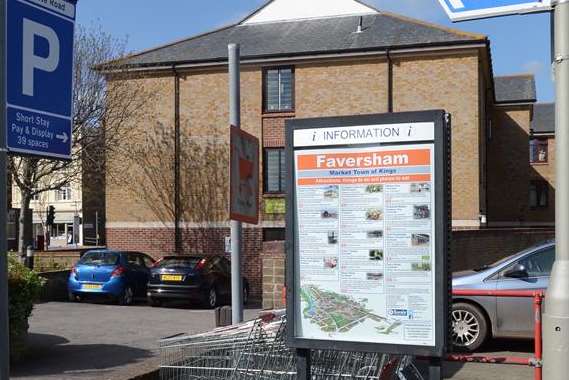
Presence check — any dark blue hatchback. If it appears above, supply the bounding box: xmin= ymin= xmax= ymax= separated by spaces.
xmin=68 ymin=250 xmax=155 ymax=305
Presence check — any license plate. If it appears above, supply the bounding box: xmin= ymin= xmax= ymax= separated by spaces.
xmin=161 ymin=275 xmax=183 ymax=282
xmin=83 ymin=284 xmax=102 ymax=290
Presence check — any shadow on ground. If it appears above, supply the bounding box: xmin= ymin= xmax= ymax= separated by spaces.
xmin=416 ymin=339 xmax=535 ymax=379
xmin=10 ymin=333 xmax=153 ymax=377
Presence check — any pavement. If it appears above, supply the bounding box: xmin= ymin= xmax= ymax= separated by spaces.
xmin=418 ymin=340 xmax=535 ymax=380
xmin=10 ymin=301 xmax=261 ymax=380
xmin=10 ymin=301 xmax=537 ymax=380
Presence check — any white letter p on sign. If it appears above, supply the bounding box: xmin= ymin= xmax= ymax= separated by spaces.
xmin=22 ymin=18 xmax=60 ymax=97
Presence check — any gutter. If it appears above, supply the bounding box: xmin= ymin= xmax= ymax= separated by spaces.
xmin=173 ymin=66 xmax=182 ymax=255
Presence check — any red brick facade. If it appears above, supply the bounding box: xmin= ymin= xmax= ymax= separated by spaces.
xmin=107 ymin=227 xmax=264 ymax=302
xmin=262 ymin=114 xmax=293 ymax=148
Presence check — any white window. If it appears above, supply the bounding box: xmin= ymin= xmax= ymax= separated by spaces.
xmin=56 ymin=186 xmax=72 ymax=201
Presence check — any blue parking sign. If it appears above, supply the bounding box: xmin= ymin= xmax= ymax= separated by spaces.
xmin=5 ymin=0 xmax=76 ymax=159
xmin=438 ymin=0 xmax=551 ymax=21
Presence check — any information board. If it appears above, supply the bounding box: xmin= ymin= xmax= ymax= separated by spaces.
xmin=286 ymin=111 xmax=450 ymax=357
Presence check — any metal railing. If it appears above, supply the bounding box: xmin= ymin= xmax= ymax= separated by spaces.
xmin=449 ymin=289 xmax=545 ymax=380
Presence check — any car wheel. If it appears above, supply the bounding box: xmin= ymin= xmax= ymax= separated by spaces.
xmin=243 ymin=286 xmax=249 ymax=306
xmin=452 ymin=302 xmax=489 ymax=352
xmin=68 ymin=291 xmax=81 ymax=302
xmin=206 ymin=287 xmax=218 ymax=309
xmin=147 ymin=297 xmax=162 ymax=307
xmin=118 ymin=286 xmax=134 ymax=306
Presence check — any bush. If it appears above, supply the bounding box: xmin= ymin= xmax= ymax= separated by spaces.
xmin=8 ymin=255 xmax=44 ymax=361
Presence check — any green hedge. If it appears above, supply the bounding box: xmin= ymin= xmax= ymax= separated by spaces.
xmin=8 ymin=255 xmax=44 ymax=361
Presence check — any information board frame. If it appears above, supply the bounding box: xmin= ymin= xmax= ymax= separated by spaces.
xmin=285 ymin=110 xmax=451 ymax=358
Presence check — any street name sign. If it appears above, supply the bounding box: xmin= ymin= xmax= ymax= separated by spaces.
xmin=6 ymin=0 xmax=76 ymax=159
xmin=438 ymin=0 xmax=552 ymax=21
xmin=285 ymin=111 xmax=451 ymax=358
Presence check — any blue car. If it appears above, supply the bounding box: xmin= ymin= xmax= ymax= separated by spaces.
xmin=68 ymin=250 xmax=156 ymax=305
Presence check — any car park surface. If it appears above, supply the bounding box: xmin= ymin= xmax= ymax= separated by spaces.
xmin=10 ymin=301 xmax=260 ymax=380
xmin=10 ymin=301 xmax=536 ymax=380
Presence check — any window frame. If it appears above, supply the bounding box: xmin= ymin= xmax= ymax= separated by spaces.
xmin=529 ymin=180 xmax=549 ymax=209
xmin=263 ymin=228 xmax=286 ymax=242
xmin=263 ymin=148 xmax=286 ymax=194
xmin=56 ymin=185 xmax=72 ymax=201
xmin=530 ymin=138 xmax=549 ymax=164
xmin=262 ymin=66 xmax=295 ymax=113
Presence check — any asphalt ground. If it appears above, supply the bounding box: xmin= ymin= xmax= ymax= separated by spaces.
xmin=10 ymin=300 xmax=261 ymax=380
xmin=11 ymin=301 xmax=536 ymax=380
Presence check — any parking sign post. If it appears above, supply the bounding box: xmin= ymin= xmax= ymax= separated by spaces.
xmin=1 ymin=0 xmax=76 ymax=372
xmin=0 ymin=0 xmax=9 ymax=376
xmin=543 ymin=1 xmax=569 ymax=378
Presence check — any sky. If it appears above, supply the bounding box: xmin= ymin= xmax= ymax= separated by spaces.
xmin=76 ymin=0 xmax=554 ymax=102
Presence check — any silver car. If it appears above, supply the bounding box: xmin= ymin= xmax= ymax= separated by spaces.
xmin=452 ymin=240 xmax=554 ymax=351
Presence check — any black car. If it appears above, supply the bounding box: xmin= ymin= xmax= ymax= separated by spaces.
xmin=146 ymin=255 xmax=249 ymax=308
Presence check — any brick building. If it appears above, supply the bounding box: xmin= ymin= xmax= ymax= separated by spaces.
xmin=102 ymin=0 xmax=554 ymax=305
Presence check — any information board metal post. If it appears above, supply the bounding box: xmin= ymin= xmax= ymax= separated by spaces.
xmin=296 ymin=348 xmax=311 ymax=380
xmin=544 ymin=1 xmax=569 ymax=378
xmin=429 ymin=357 xmax=443 ymax=380
xmin=0 ymin=0 xmax=9 ymax=375
xmin=229 ymin=43 xmax=243 ymax=325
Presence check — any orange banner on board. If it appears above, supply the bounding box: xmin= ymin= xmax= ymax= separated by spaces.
xmin=297 ymin=149 xmax=431 ymax=171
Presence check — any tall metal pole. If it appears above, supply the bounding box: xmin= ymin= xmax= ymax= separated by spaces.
xmin=0 ymin=0 xmax=10 ymax=375
xmin=544 ymin=1 xmax=569 ymax=378
xmin=229 ymin=43 xmax=243 ymax=324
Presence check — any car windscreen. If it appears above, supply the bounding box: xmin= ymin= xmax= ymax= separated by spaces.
xmin=79 ymin=252 xmax=120 ymax=266
xmin=156 ymin=258 xmax=201 ymax=269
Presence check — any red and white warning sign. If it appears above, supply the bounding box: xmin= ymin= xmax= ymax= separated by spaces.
xmin=230 ymin=125 xmax=260 ymax=224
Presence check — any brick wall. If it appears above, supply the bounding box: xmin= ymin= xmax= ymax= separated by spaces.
xmin=34 ymin=251 xmax=82 ymax=271
xmin=107 ymin=227 xmax=264 ymax=302
xmin=528 ymin=136 xmax=555 ymax=224
xmin=451 ymin=228 xmax=554 ymax=271
xmin=262 ymin=241 xmax=285 ymax=310
xmin=487 ymin=105 xmax=554 ymax=226
xmin=263 ymin=114 xmax=292 ymax=148
xmin=487 ymin=106 xmax=532 ymax=225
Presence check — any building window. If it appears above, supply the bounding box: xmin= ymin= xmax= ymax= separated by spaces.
xmin=530 ymin=181 xmax=548 ymax=208
xmin=264 ymin=67 xmax=294 ymax=112
xmin=263 ymin=228 xmax=285 ymax=242
xmin=264 ymin=148 xmax=286 ymax=193
xmin=56 ymin=185 xmax=72 ymax=201
xmin=530 ymin=139 xmax=548 ymax=164
xmin=31 ymin=193 xmax=40 ymax=201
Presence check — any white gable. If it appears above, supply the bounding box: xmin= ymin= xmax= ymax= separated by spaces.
xmin=241 ymin=0 xmax=378 ymax=25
